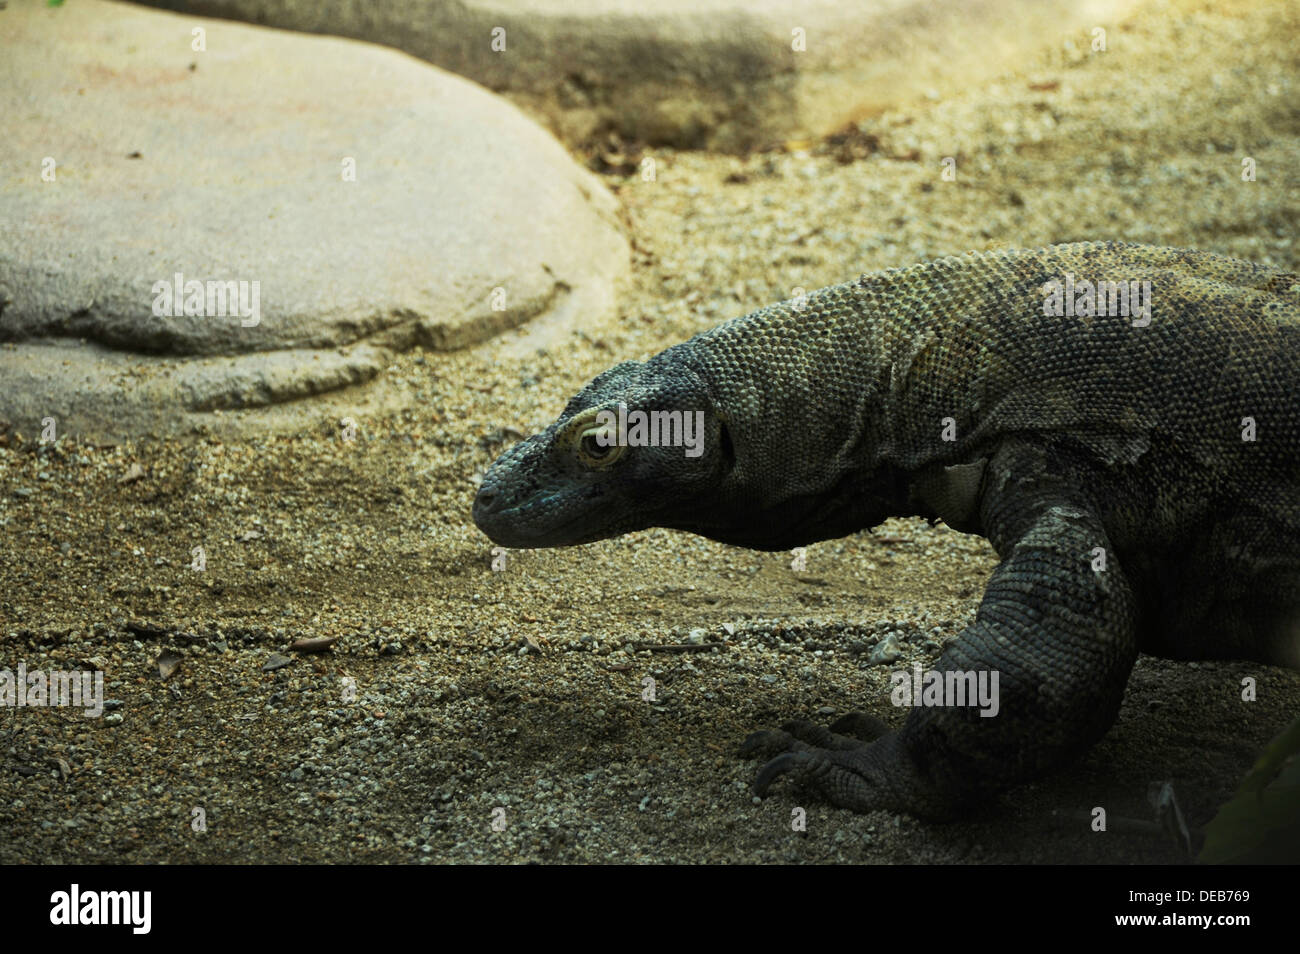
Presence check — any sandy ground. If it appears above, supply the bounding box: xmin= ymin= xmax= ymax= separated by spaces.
xmin=1 ymin=0 xmax=1297 ymax=863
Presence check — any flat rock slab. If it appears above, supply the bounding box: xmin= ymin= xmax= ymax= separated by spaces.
xmin=0 ymin=0 xmax=627 ymax=438
xmin=134 ymin=0 xmax=1143 ymax=151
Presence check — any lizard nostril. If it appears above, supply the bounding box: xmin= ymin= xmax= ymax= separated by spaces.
xmin=475 ymin=488 xmax=497 ymax=513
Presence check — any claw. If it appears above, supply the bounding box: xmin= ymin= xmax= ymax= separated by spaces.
xmin=779 ymin=718 xmax=835 ymax=747
xmin=829 ymin=712 xmax=890 ymax=741
xmin=738 ymin=728 xmax=793 ymax=759
xmin=753 ymin=752 xmax=803 ymax=796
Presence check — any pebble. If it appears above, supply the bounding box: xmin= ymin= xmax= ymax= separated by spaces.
xmin=867 ymin=634 xmax=904 ymax=665
xmin=262 ymin=652 xmax=294 ymax=672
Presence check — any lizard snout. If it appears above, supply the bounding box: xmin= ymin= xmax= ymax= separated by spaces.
xmin=472 ymin=484 xmax=500 ymax=519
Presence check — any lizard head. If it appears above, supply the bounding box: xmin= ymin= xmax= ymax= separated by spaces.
xmin=472 ymin=353 xmax=735 ymax=548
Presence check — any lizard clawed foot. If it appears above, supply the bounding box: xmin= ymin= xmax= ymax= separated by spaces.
xmin=740 ymin=712 xmax=897 ymax=809
xmin=739 ymin=711 xmax=890 ymax=759
xmin=750 ymin=741 xmax=893 ymax=810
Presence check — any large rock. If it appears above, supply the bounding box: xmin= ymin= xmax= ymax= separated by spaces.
xmin=0 ymin=0 xmax=627 ymax=439
xmin=131 ymin=0 xmax=1144 ymax=151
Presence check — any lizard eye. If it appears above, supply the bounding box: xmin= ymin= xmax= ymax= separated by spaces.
xmin=577 ymin=426 xmax=625 ymax=468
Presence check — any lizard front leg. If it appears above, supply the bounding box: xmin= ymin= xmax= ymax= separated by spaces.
xmin=748 ymin=447 xmax=1141 ymax=818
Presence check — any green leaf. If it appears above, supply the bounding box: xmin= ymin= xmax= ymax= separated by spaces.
xmin=1200 ymin=715 xmax=1300 ymax=864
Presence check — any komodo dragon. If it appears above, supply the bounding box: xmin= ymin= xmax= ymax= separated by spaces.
xmin=473 ymin=242 xmax=1300 ymax=818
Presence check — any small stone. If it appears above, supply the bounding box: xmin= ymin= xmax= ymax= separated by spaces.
xmin=262 ymin=652 xmax=294 ymax=672
xmin=156 ymin=650 xmax=183 ymax=680
xmin=867 ymin=634 xmax=903 ymax=665
xmin=289 ymin=635 xmax=338 ymax=653
xmin=103 ymin=713 xmax=124 ymax=726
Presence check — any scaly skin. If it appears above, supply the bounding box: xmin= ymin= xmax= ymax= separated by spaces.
xmin=473 ymin=242 xmax=1300 ymax=818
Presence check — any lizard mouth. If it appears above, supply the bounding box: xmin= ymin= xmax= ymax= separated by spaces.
xmin=472 ymin=492 xmax=612 ymax=549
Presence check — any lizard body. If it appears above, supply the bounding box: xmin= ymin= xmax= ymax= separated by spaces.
xmin=473 ymin=242 xmax=1300 ymax=817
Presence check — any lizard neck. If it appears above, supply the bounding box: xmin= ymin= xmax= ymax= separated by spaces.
xmin=671 ymin=279 xmax=924 ymax=544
